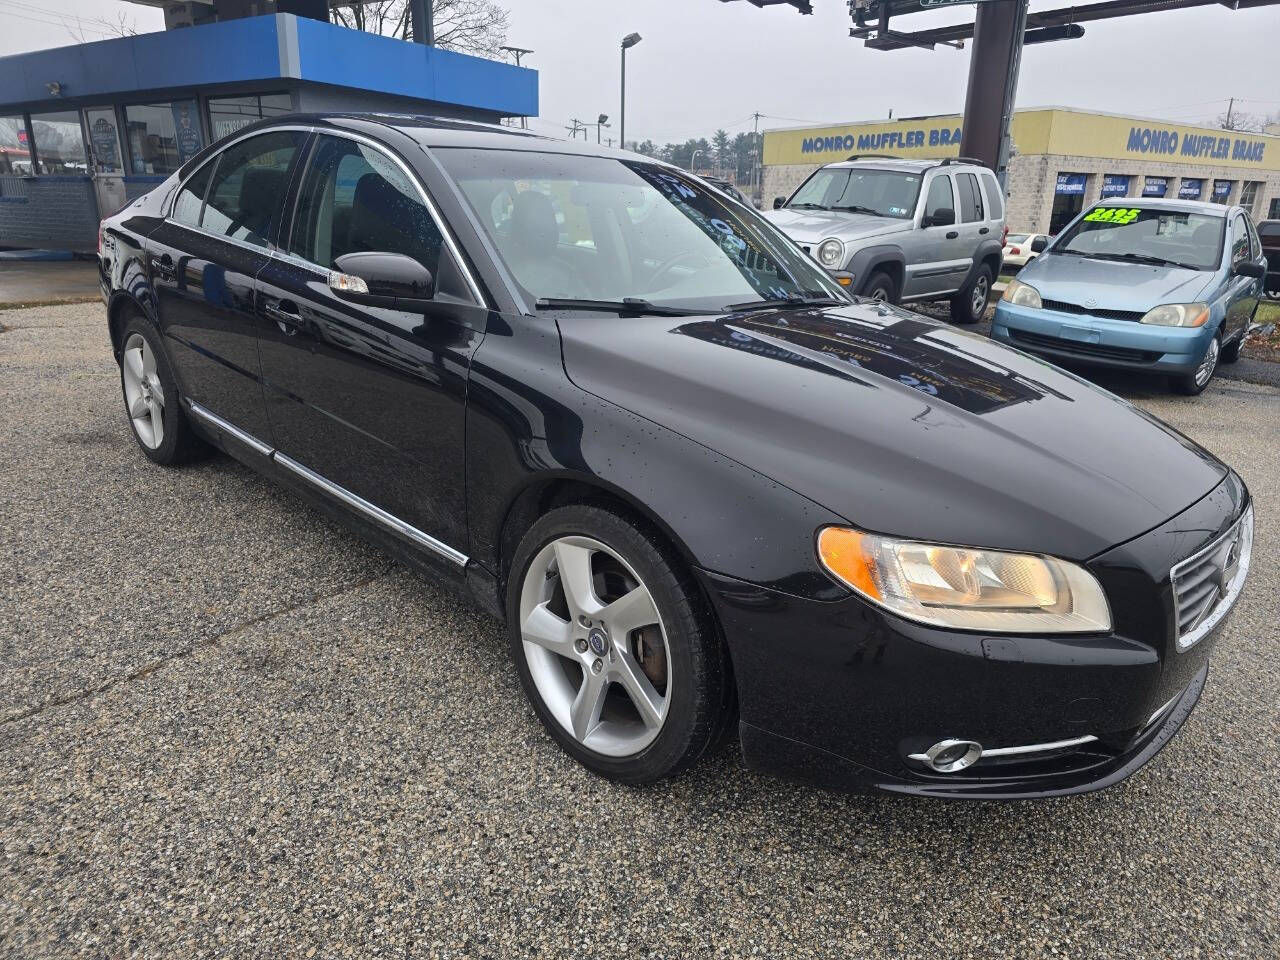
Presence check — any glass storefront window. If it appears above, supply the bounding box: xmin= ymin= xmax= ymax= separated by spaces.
xmin=207 ymin=93 xmax=292 ymax=143
xmin=30 ymin=111 xmax=88 ymax=174
xmin=124 ymin=100 xmax=205 ymax=175
xmin=84 ymin=107 xmax=123 ymax=174
xmin=0 ymin=115 xmax=32 ymax=175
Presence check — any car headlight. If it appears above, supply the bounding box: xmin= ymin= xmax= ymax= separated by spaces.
xmin=817 ymin=239 xmax=844 ymax=267
xmin=817 ymin=527 xmax=1111 ymax=633
xmin=1000 ymin=278 xmax=1042 ymax=309
xmin=1140 ymin=302 xmax=1209 ymax=327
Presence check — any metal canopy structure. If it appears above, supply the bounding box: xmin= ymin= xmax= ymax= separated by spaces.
xmin=726 ymin=0 xmax=1280 ymax=183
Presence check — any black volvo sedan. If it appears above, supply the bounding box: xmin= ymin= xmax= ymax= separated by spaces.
xmin=99 ymin=115 xmax=1253 ymax=798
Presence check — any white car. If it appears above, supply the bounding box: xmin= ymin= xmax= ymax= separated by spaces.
xmin=1002 ymin=232 xmax=1047 ymax=269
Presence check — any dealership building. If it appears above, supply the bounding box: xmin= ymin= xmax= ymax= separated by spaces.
xmin=762 ymin=107 xmax=1280 ymax=234
xmin=0 ymin=6 xmax=536 ymax=252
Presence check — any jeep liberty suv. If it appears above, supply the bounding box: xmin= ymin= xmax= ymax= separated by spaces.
xmin=764 ymin=156 xmax=1006 ymax=324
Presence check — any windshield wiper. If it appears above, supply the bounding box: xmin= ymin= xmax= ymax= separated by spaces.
xmin=829 ymin=204 xmax=880 ymax=215
xmin=725 ymin=295 xmax=845 ymax=313
xmin=787 ymin=202 xmax=827 ymax=210
xmin=1080 ymin=251 xmax=1196 ymax=269
xmin=534 ymin=297 xmax=704 ymax=317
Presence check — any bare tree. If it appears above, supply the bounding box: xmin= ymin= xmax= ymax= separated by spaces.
xmin=63 ymin=11 xmax=142 ymax=43
xmin=1217 ymin=109 xmax=1264 ymax=133
xmin=331 ymin=0 xmax=508 ymax=58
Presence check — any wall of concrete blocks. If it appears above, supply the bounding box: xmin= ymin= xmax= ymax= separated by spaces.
xmin=762 ymin=157 xmax=1280 ymax=233
xmin=0 ymin=176 xmax=100 ymax=252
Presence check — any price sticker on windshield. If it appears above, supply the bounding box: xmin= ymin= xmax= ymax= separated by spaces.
xmin=1083 ymin=207 xmax=1140 ymax=225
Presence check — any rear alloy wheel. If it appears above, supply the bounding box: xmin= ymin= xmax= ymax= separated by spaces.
xmin=1170 ymin=333 xmax=1220 ymax=396
xmin=118 ymin=313 xmax=211 ymax=464
xmin=507 ymin=505 xmax=731 ymax=783
xmin=950 ymin=265 xmax=993 ymax=325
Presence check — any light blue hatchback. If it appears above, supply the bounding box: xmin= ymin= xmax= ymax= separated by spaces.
xmin=992 ymin=198 xmax=1268 ymax=395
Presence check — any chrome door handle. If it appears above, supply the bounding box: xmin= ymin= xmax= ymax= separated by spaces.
xmin=265 ymin=301 xmax=303 ymax=334
xmin=151 ymin=254 xmax=175 ymax=281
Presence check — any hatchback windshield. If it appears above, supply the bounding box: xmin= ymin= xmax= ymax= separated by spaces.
xmin=1054 ymin=206 xmax=1225 ymax=271
xmin=435 ymin=149 xmax=843 ymax=311
xmin=786 ymin=167 xmax=921 ymax=219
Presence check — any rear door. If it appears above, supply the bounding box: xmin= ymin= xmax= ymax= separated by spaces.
xmin=906 ymin=171 xmax=967 ymax=298
xmin=255 ymin=131 xmax=489 ymax=560
xmin=146 ymin=128 xmax=308 ymax=440
xmin=953 ymin=171 xmax=991 ymax=268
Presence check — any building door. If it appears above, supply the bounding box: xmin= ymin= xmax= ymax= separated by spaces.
xmin=1050 ymin=173 xmax=1087 ymax=234
xmin=84 ymin=107 xmax=126 ymax=217
xmin=255 ymin=132 xmax=488 ymax=556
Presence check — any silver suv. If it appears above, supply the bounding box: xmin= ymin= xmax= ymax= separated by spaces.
xmin=764 ymin=157 xmax=1006 ymax=324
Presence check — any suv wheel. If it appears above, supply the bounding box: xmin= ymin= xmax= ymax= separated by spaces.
xmin=1170 ymin=333 xmax=1220 ymax=396
xmin=950 ymin=265 xmax=993 ymax=325
xmin=862 ymin=270 xmax=898 ymax=304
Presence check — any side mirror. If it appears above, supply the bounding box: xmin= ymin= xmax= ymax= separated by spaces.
xmin=331 ymin=251 xmax=434 ymax=309
xmin=1232 ymin=259 xmax=1265 ymax=279
xmin=1030 ymin=236 xmax=1049 ymax=253
xmin=772 ymin=196 xmax=785 ymax=210
xmin=922 ymin=207 xmax=954 ymax=228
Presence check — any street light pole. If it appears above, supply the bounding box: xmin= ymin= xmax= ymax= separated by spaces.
xmin=619 ymin=33 xmax=641 ymax=151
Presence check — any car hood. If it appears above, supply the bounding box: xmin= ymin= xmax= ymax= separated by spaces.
xmin=1020 ymin=252 xmax=1216 ymax=309
xmin=558 ymin=303 xmax=1227 ymax=562
xmin=763 ymin=208 xmax=909 ymax=245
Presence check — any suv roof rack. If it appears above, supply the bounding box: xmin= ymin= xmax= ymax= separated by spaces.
xmin=937 ymin=156 xmax=989 ymax=167
xmin=845 ymin=154 xmax=901 ymax=161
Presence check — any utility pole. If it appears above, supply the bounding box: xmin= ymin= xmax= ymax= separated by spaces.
xmin=408 ymin=0 xmax=434 ymax=45
xmin=567 ymin=119 xmax=588 ymax=141
xmin=751 ymin=111 xmax=762 ymax=204
xmin=1225 ymin=97 xmax=1235 ymax=130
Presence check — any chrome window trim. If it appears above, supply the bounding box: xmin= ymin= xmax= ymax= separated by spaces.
xmin=1170 ymin=503 xmax=1253 ymax=652
xmin=165 ymin=123 xmax=316 ymax=222
xmin=284 ymin=127 xmax=487 ymax=307
xmin=274 ymin=452 xmax=469 ymax=567
xmin=184 ymin=400 xmax=469 ymax=568
xmin=186 ymin=400 xmax=272 ymax=456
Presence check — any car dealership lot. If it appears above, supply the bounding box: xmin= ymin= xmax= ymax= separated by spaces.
xmin=2 ymin=303 xmax=1278 ymax=958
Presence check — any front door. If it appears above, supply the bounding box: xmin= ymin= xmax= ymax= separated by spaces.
xmin=255 ymin=132 xmax=488 ymax=557
xmin=1224 ymin=211 xmax=1262 ymax=338
xmin=147 ymin=129 xmax=308 ymax=441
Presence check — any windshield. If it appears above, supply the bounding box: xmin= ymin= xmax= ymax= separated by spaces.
xmin=786 ymin=167 xmax=921 ymax=219
xmin=434 ymin=148 xmax=843 ymax=312
xmin=1054 ymin=206 xmax=1225 ymax=271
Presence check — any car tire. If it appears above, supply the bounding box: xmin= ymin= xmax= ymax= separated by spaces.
xmin=1169 ymin=332 xmax=1221 ymax=396
xmin=118 ymin=311 xmax=212 ymax=465
xmin=950 ymin=264 xmax=993 ymax=325
xmin=1219 ymin=333 xmax=1243 ymax=364
xmin=862 ymin=270 xmax=898 ymax=304
xmin=506 ymin=503 xmax=733 ymax=784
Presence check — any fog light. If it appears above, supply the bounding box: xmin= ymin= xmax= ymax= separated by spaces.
xmin=910 ymin=739 xmax=983 ymax=773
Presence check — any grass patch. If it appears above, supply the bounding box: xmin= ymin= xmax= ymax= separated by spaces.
xmin=1246 ymin=298 xmax=1280 ymax=362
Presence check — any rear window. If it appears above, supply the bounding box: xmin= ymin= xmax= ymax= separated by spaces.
xmin=980 ymin=171 xmax=1003 ymax=219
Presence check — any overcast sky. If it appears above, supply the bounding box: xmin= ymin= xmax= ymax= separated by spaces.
xmin=3 ymin=0 xmax=1278 ymax=143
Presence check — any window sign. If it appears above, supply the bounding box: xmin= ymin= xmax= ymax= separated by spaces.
xmin=1100 ymin=174 xmax=1129 ymax=197
xmin=1142 ymin=177 xmax=1168 ymax=197
xmin=172 ymin=101 xmax=204 ymax=163
xmin=207 ymin=93 xmax=292 ymax=143
xmin=1178 ymin=178 xmax=1202 ymax=200
xmin=85 ymin=107 xmax=122 ymax=174
xmin=0 ymin=115 xmax=32 ymax=175
xmin=1211 ymin=180 xmax=1232 ymax=203
xmin=125 ymin=101 xmax=202 ymax=175
xmin=1055 ymin=173 xmax=1087 ymax=195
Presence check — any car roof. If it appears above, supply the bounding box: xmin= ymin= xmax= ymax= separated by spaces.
xmin=1094 ymin=196 xmax=1227 ymax=217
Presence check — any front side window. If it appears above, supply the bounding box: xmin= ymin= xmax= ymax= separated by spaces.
xmin=123 ymin=101 xmax=204 ymax=176
xmin=290 ymin=135 xmax=444 ymax=274
xmin=1244 ymin=214 xmax=1261 ymax=260
xmin=956 ymin=173 xmax=983 ymax=223
xmin=200 ymin=130 xmax=305 ymax=246
xmin=30 ymin=111 xmax=87 ymax=174
xmin=922 ymin=175 xmax=955 ymax=225
xmin=1229 ymin=214 xmax=1250 ymax=265
xmin=437 ymin=148 xmax=844 ymax=310
xmin=1056 ymin=206 xmax=1225 ymax=271
xmin=0 ymin=115 xmax=31 ymax=175
xmin=787 ymin=167 xmax=921 ymax=219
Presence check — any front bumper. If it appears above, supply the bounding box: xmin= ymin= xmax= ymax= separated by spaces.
xmin=992 ymin=301 xmax=1214 ymax=375
xmin=700 ymin=474 xmax=1248 ymax=799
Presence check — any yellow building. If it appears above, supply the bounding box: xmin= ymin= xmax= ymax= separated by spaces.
xmin=762 ymin=107 xmax=1280 ymax=233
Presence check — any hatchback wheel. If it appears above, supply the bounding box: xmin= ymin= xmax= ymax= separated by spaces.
xmin=507 ymin=504 xmax=732 ymax=783
xmin=118 ymin=313 xmax=211 ymax=464
xmin=1170 ymin=333 xmax=1220 ymax=396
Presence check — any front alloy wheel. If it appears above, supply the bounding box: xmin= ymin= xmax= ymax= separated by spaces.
xmin=507 ymin=505 xmax=732 ymax=783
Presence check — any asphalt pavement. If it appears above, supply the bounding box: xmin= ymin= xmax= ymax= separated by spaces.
xmin=2 ymin=302 xmax=1277 ymax=958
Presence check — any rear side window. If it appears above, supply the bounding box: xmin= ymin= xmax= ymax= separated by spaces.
xmin=922 ymin=175 xmax=955 ymax=225
xmin=956 ymin=173 xmax=983 ymax=223
xmin=172 ymin=161 xmax=215 ymax=227
xmin=980 ymin=172 xmax=1003 ymax=219
xmin=200 ymin=130 xmax=306 ymax=247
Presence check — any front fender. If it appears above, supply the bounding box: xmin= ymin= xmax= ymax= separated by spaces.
xmin=846 ymin=244 xmax=906 ymax=295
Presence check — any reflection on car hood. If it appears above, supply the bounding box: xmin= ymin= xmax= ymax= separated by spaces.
xmin=1019 ymin=252 xmax=1216 ymax=309
xmin=763 ymin=208 xmax=909 ymax=245
xmin=558 ymin=302 xmax=1227 ymax=561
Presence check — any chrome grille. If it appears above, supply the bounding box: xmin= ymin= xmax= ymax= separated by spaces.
xmin=1170 ymin=506 xmax=1253 ymax=651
